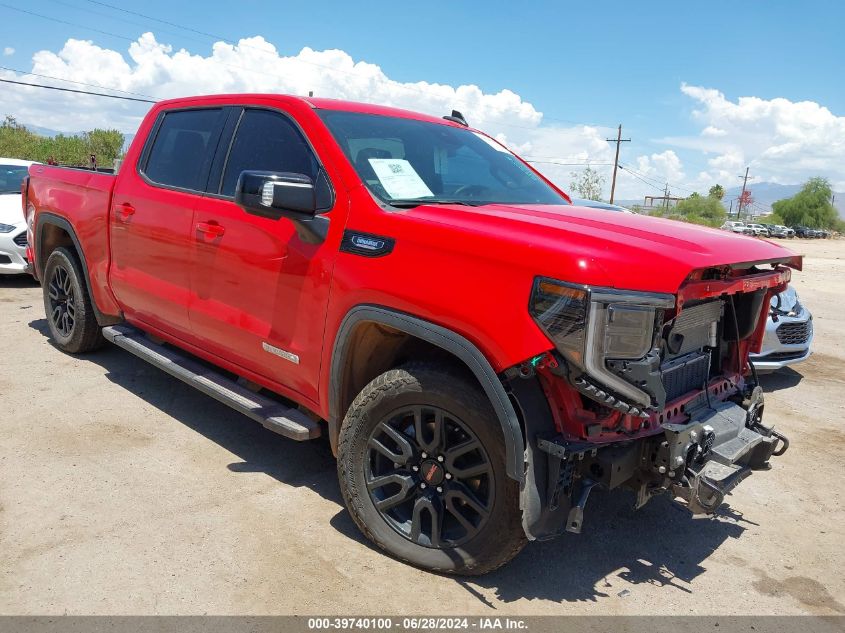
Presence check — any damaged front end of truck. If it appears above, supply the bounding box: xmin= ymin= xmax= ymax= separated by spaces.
xmin=507 ymin=256 xmax=799 ymax=540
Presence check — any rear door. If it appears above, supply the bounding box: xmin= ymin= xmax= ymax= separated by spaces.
xmin=110 ymin=107 xmax=227 ymax=339
xmin=188 ymin=107 xmax=337 ymax=403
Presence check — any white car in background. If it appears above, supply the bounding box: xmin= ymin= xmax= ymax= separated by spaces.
xmin=745 ymin=223 xmax=769 ymax=237
xmin=0 ymin=158 xmax=34 ymax=274
xmin=750 ymin=285 xmax=813 ymax=372
xmin=720 ymin=220 xmax=754 ymax=235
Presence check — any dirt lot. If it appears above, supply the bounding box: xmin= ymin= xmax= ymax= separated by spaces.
xmin=1 ymin=238 xmax=844 ymax=616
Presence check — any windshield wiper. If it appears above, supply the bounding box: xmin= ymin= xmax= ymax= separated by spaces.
xmin=387 ymin=198 xmax=483 ymax=208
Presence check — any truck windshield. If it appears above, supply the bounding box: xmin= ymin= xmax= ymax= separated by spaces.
xmin=0 ymin=164 xmax=29 ymax=194
xmin=318 ymin=111 xmax=566 ymax=207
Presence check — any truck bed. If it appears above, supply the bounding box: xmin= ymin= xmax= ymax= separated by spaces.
xmin=28 ymin=164 xmax=119 ymax=317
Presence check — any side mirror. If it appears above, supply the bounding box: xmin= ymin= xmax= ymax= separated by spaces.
xmin=234 ymin=170 xmax=328 ymax=244
xmin=235 ymin=171 xmax=316 ymax=218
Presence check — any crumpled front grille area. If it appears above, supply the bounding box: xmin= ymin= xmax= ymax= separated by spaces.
xmin=661 ymin=353 xmax=710 ymax=402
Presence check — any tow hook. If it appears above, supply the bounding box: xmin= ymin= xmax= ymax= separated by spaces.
xmin=566 ymin=478 xmax=597 ymax=534
xmin=771 ymin=429 xmax=790 ymax=456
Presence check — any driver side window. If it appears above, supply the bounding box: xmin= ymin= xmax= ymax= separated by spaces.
xmin=220 ymin=109 xmax=319 ymax=197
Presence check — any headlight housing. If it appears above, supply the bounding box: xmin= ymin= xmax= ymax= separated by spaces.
xmin=0 ymin=223 xmax=16 ymax=233
xmin=529 ymin=277 xmax=674 ymax=408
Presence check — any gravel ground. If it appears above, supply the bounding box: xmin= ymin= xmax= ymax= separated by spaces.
xmin=1 ymin=238 xmax=843 ymax=616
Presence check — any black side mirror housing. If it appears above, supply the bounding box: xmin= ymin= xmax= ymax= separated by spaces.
xmin=234 ymin=171 xmax=328 ymax=243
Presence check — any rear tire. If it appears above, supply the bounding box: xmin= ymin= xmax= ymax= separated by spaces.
xmin=42 ymin=247 xmax=104 ymax=354
xmin=337 ymin=363 xmax=526 ymax=575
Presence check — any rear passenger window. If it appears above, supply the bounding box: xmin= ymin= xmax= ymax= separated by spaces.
xmin=220 ymin=109 xmax=318 ymax=197
xmin=144 ymin=109 xmax=224 ymax=191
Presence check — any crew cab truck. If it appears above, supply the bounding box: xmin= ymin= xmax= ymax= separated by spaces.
xmin=24 ymin=94 xmax=798 ymax=575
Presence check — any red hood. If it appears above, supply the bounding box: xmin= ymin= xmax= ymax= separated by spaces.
xmin=400 ymin=203 xmax=801 ymax=293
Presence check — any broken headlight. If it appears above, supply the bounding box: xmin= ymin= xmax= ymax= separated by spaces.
xmin=529 ymin=277 xmax=675 ymax=407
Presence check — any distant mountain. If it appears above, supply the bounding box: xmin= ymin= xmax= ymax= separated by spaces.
xmin=617 ymin=182 xmax=844 ymax=219
xmin=21 ymin=123 xmax=79 ymax=137
xmin=21 ymin=123 xmax=134 ymax=154
xmin=723 ymin=182 xmax=844 ymax=218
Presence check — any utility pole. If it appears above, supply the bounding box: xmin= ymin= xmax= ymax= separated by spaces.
xmin=729 ymin=199 xmax=733 ymax=216
xmin=663 ymin=183 xmax=670 ymax=210
xmin=606 ymin=124 xmax=631 ymax=204
xmin=737 ymin=167 xmax=753 ymax=220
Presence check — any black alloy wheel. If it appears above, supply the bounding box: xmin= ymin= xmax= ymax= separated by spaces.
xmin=41 ymin=247 xmax=104 ymax=354
xmin=365 ymin=405 xmax=494 ymax=548
xmin=337 ymin=363 xmax=527 ymax=575
xmin=47 ymin=263 xmax=76 ymax=337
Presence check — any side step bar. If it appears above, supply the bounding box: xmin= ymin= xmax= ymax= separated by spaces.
xmin=102 ymin=325 xmax=321 ymax=441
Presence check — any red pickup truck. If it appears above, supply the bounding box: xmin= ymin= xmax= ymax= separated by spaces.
xmin=24 ymin=94 xmax=798 ymax=574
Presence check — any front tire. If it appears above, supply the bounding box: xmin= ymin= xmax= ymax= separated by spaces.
xmin=337 ymin=363 xmax=526 ymax=575
xmin=42 ymin=247 xmax=104 ymax=354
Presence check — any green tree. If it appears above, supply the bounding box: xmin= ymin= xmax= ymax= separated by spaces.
xmin=569 ymin=166 xmax=605 ymax=201
xmin=674 ymin=193 xmax=727 ymax=227
xmin=84 ymin=129 xmax=125 ymax=166
xmin=0 ymin=116 xmax=124 ymax=167
xmin=772 ymin=177 xmax=838 ymax=228
xmin=708 ymin=184 xmax=725 ymax=200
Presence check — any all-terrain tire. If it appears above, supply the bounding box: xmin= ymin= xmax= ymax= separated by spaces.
xmin=337 ymin=363 xmax=526 ymax=575
xmin=42 ymin=247 xmax=104 ymax=354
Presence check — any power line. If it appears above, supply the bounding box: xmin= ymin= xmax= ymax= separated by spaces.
xmin=85 ymin=0 xmax=225 ymax=41
xmin=0 ymin=3 xmax=135 ymax=42
xmin=34 ymin=0 xmax=614 ymax=131
xmin=606 ymin=124 xmax=630 ymax=204
xmin=45 ymin=0 xmax=213 ymax=46
xmin=0 ymin=65 xmax=158 ymax=100
xmin=526 ymin=160 xmax=613 ymax=167
xmin=618 ymin=165 xmax=666 ymax=192
xmin=0 ymin=78 xmax=156 ymax=103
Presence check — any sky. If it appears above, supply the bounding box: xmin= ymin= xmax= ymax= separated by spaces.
xmin=1 ymin=0 xmax=843 ymax=202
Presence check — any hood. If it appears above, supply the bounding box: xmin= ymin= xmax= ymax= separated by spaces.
xmin=400 ymin=202 xmax=801 ymax=294
xmin=0 ymin=193 xmax=24 ymax=226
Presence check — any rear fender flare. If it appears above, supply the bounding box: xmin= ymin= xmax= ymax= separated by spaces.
xmin=34 ymin=212 xmax=120 ymax=326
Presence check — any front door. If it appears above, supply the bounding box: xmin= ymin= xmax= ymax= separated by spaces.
xmin=188 ymin=107 xmax=336 ymax=403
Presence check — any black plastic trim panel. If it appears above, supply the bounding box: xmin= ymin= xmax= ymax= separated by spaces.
xmin=339 ymin=230 xmax=395 ymax=257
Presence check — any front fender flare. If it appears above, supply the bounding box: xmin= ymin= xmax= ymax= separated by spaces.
xmin=329 ymin=305 xmax=525 ymax=482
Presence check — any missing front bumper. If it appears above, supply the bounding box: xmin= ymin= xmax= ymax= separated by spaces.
xmin=660 ymin=400 xmax=788 ymax=514
xmin=531 ymin=399 xmax=788 ymax=537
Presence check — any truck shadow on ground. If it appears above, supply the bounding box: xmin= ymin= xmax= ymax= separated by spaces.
xmin=758 ymin=368 xmax=804 ymax=392
xmin=28 ymin=318 xmax=343 ymax=505
xmin=29 ymin=316 xmax=752 ymax=605
xmin=462 ymin=492 xmax=751 ymax=605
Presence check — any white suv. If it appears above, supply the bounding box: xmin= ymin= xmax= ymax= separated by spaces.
xmin=720 ymin=220 xmax=754 ymax=235
xmin=745 ymin=223 xmax=769 ymax=237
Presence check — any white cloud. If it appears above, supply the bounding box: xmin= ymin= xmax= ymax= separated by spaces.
xmin=3 ymin=35 xmax=842 ymax=202
xmin=3 ymin=34 xmax=545 ymax=136
xmin=1 ymin=34 xmax=623 ymax=191
xmin=2 ymin=47 xmax=14 ymax=56
xmin=673 ymin=83 xmax=845 ymax=190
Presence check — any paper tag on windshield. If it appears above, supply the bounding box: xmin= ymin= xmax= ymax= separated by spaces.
xmin=368 ymin=159 xmax=433 ymax=199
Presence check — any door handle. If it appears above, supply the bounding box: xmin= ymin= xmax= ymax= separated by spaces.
xmin=114 ymin=202 xmax=135 ymax=221
xmin=196 ymin=221 xmax=225 ymax=238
